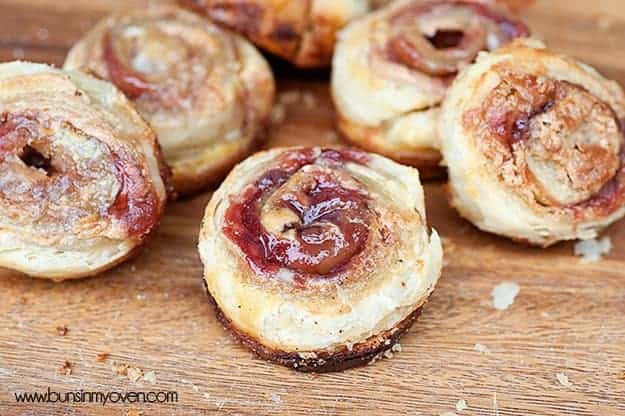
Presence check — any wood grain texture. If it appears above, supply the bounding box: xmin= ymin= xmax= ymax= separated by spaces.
xmin=1 ymin=0 xmax=625 ymax=415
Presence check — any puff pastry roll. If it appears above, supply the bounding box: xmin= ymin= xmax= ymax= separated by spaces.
xmin=0 ymin=62 xmax=168 ymax=280
xmin=440 ymin=39 xmax=625 ymax=246
xmin=198 ymin=147 xmax=443 ymax=371
xmin=332 ymin=0 xmax=528 ymax=177
xmin=64 ymin=5 xmax=275 ymax=196
xmin=178 ymin=0 xmax=370 ymax=68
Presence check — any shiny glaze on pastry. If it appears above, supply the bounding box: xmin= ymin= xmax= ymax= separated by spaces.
xmin=65 ymin=5 xmax=275 ymax=195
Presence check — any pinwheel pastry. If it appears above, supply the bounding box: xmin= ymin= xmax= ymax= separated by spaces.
xmin=178 ymin=0 xmax=370 ymax=68
xmin=198 ymin=147 xmax=443 ymax=371
xmin=439 ymin=39 xmax=625 ymax=246
xmin=64 ymin=5 xmax=275 ymax=196
xmin=0 ymin=62 xmax=168 ymax=280
xmin=331 ymin=0 xmax=529 ymax=177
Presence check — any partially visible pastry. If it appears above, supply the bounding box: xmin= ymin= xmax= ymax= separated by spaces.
xmin=65 ymin=5 xmax=275 ymax=195
xmin=198 ymin=147 xmax=443 ymax=371
xmin=0 ymin=62 xmax=168 ymax=280
xmin=439 ymin=39 xmax=625 ymax=246
xmin=179 ymin=0 xmax=370 ymax=68
xmin=331 ymin=0 xmax=529 ymax=177
xmin=370 ymin=0 xmax=391 ymax=8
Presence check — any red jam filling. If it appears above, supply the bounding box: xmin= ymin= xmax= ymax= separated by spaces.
xmin=572 ymin=134 xmax=625 ymax=218
xmin=102 ymin=32 xmax=158 ymax=99
xmin=108 ymin=151 xmax=162 ymax=238
xmin=459 ymin=1 xmax=530 ymax=40
xmin=223 ymin=148 xmax=372 ymax=278
xmin=475 ymin=75 xmax=625 ymax=217
xmin=388 ymin=1 xmax=529 ymax=76
xmin=0 ymin=112 xmax=160 ymax=238
xmin=488 ymin=100 xmax=556 ymax=146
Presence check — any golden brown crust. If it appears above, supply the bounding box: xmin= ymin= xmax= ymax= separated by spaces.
xmin=173 ymin=121 xmax=269 ymax=195
xmin=337 ymin=114 xmax=445 ymax=179
xmin=202 ymin=278 xmax=425 ymax=372
xmin=0 ymin=62 xmax=168 ymax=279
xmin=465 ymin=70 xmax=624 ymax=213
xmin=331 ymin=0 xmax=528 ymax=173
xmin=178 ymin=0 xmax=369 ymax=68
xmin=64 ymin=5 xmax=275 ymax=196
xmin=198 ymin=147 xmax=443 ymax=371
xmin=440 ymin=39 xmax=625 ymax=246
xmin=181 ymin=0 xmax=303 ymax=60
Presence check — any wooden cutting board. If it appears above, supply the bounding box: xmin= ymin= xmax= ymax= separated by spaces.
xmin=1 ymin=1 xmax=625 ymax=415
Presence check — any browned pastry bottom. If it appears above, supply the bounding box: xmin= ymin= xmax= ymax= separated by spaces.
xmin=202 ymin=279 xmax=426 ymax=372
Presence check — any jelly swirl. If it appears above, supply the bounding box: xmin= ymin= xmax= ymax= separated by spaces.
xmin=65 ymin=5 xmax=275 ymax=196
xmin=387 ymin=0 xmax=529 ymax=77
xmin=223 ymin=148 xmax=374 ymax=277
xmin=0 ymin=62 xmax=168 ymax=279
xmin=465 ymin=69 xmax=625 ymax=219
xmin=0 ymin=111 xmax=161 ymax=239
xmin=100 ymin=14 xmax=213 ymax=111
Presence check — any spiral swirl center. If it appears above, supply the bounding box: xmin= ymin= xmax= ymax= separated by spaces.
xmin=103 ymin=18 xmax=211 ymax=108
xmin=475 ymin=72 xmax=623 ymax=207
xmin=387 ymin=1 xmax=529 ymax=76
xmin=223 ymin=149 xmax=373 ymax=280
xmin=0 ymin=111 xmax=160 ymax=238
